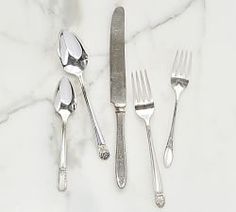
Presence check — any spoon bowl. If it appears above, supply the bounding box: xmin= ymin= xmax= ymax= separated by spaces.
xmin=54 ymin=76 xmax=77 ymax=120
xmin=58 ymin=30 xmax=88 ymax=76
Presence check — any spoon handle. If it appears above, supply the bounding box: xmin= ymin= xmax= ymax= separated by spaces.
xmin=78 ymin=76 xmax=110 ymax=160
xmin=58 ymin=121 xmax=67 ymax=191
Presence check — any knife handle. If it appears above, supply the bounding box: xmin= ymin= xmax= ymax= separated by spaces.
xmin=115 ymin=107 xmax=127 ymax=189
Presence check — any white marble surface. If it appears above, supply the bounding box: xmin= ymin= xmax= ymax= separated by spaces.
xmin=0 ymin=0 xmax=235 ymax=211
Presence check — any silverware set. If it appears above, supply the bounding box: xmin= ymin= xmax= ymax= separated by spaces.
xmin=52 ymin=6 xmax=192 ymax=207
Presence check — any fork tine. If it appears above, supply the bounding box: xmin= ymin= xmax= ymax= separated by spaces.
xmin=172 ymin=50 xmax=179 ymax=76
xmin=176 ymin=50 xmax=184 ymax=75
xmin=140 ymin=70 xmax=148 ymax=101
xmin=135 ymin=71 xmax=143 ymax=102
xmin=187 ymin=51 xmax=192 ymax=76
xmin=181 ymin=50 xmax=188 ymax=77
xmin=144 ymin=69 xmax=152 ymax=100
xmin=138 ymin=70 xmax=145 ymax=102
xmin=131 ymin=72 xmax=138 ymax=103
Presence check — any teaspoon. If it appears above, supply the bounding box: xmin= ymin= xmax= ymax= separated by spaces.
xmin=54 ymin=77 xmax=77 ymax=191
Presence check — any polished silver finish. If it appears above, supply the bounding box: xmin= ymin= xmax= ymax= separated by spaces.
xmin=54 ymin=77 xmax=77 ymax=191
xmin=58 ymin=31 xmax=110 ymax=160
xmin=164 ymin=50 xmax=191 ymax=168
xmin=131 ymin=70 xmax=165 ymax=208
xmin=110 ymin=7 xmax=127 ymax=189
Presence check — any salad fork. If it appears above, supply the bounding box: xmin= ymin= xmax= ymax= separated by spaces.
xmin=131 ymin=70 xmax=165 ymax=208
xmin=163 ymin=50 xmax=192 ymax=168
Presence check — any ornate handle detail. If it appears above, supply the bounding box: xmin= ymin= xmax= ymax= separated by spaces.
xmin=164 ymin=138 xmax=174 ymax=168
xmin=164 ymin=100 xmax=178 ymax=168
xmin=58 ymin=122 xmax=67 ymax=191
xmin=146 ymin=124 xmax=165 ymax=208
xmin=78 ymin=75 xmax=110 ymax=160
xmin=115 ymin=108 xmax=127 ymax=189
xmin=58 ymin=168 xmax=67 ymax=191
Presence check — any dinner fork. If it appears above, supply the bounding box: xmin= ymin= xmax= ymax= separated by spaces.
xmin=163 ymin=50 xmax=192 ymax=168
xmin=131 ymin=70 xmax=165 ymax=208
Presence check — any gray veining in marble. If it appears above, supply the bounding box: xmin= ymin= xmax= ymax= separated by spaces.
xmin=0 ymin=0 xmax=234 ymax=211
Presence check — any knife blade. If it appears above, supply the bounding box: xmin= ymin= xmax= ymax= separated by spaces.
xmin=110 ymin=6 xmax=127 ymax=189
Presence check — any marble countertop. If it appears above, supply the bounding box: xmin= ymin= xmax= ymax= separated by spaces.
xmin=0 ymin=0 xmax=235 ymax=211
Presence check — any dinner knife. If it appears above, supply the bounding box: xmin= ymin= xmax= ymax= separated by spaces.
xmin=110 ymin=7 xmax=127 ymax=189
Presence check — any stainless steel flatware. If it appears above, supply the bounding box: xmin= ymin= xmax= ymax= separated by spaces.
xmin=163 ymin=50 xmax=192 ymax=168
xmin=54 ymin=77 xmax=77 ymax=191
xmin=131 ymin=70 xmax=165 ymax=207
xmin=58 ymin=31 xmax=110 ymax=160
xmin=110 ymin=7 xmax=127 ymax=189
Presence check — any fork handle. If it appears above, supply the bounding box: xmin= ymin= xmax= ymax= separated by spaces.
xmin=145 ymin=124 xmax=165 ymax=208
xmin=164 ymin=100 xmax=178 ymax=168
xmin=115 ymin=107 xmax=127 ymax=189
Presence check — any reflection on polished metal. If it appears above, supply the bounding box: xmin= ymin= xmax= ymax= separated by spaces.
xmin=163 ymin=50 xmax=192 ymax=168
xmin=54 ymin=77 xmax=77 ymax=191
xmin=131 ymin=70 xmax=165 ymax=208
xmin=110 ymin=7 xmax=127 ymax=189
xmin=58 ymin=31 xmax=110 ymax=160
